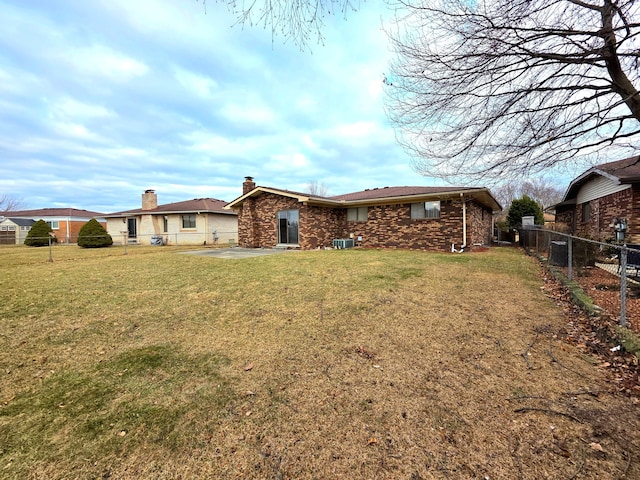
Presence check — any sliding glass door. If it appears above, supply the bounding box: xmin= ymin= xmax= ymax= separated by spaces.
xmin=277 ymin=210 xmax=299 ymax=245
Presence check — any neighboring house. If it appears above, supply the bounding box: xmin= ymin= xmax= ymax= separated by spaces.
xmin=0 ymin=208 xmax=106 ymax=243
xmin=225 ymin=177 xmax=502 ymax=252
xmin=0 ymin=217 xmax=35 ymax=245
xmin=104 ymin=190 xmax=238 ymax=246
xmin=554 ymin=156 xmax=640 ymax=243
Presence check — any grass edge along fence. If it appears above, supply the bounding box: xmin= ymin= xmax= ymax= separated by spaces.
xmin=518 ymin=226 xmax=639 ymax=327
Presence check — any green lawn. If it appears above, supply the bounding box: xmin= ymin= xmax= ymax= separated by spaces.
xmin=0 ymin=245 xmax=638 ymax=479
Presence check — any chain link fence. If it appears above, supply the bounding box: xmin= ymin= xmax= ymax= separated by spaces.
xmin=9 ymin=231 xmax=239 ymax=262
xmin=518 ymin=226 xmax=639 ymax=327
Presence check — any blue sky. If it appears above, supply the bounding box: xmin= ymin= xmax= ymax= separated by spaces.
xmin=1 ymin=1 xmax=588 ymax=215
xmin=1 ymin=0 xmax=440 ymax=213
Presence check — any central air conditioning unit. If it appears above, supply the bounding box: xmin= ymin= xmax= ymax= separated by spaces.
xmin=333 ymin=238 xmax=354 ymax=249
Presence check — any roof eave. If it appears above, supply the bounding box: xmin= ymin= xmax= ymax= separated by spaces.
xmin=227 ymin=186 xmax=502 ymax=211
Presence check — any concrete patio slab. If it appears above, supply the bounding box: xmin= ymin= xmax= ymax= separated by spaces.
xmin=178 ymin=247 xmax=293 ymax=259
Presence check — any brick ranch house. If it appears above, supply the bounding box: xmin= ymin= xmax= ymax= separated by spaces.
xmin=225 ymin=177 xmax=502 ymax=252
xmin=554 ymin=156 xmax=640 ymax=244
xmin=0 ymin=208 xmax=106 ymax=244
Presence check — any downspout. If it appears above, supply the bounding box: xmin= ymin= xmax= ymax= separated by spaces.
xmin=461 ymin=193 xmax=467 ymax=247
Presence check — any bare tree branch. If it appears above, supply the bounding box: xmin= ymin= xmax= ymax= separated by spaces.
xmin=197 ymin=0 xmax=362 ymax=49
xmin=385 ymin=0 xmax=640 ymax=181
xmin=0 ymin=194 xmax=26 ymax=213
xmin=305 ymin=180 xmax=329 ymax=196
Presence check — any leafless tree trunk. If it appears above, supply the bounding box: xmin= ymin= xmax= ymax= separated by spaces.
xmin=385 ymin=0 xmax=640 ymax=181
xmin=306 ymin=180 xmax=329 ymax=196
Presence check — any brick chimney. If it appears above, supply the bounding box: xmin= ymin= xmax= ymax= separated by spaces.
xmin=142 ymin=189 xmax=158 ymax=210
xmin=243 ymin=176 xmax=256 ymax=195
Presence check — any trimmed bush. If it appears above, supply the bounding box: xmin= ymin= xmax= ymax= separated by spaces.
xmin=24 ymin=220 xmax=57 ymax=247
xmin=78 ymin=219 xmax=113 ymax=248
xmin=507 ymin=195 xmax=544 ymax=229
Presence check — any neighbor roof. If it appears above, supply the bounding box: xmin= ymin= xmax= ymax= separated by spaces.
xmin=0 ymin=208 xmax=105 ymax=218
xmin=226 ymin=185 xmax=502 ymax=212
xmin=0 ymin=217 xmax=36 ymax=227
xmin=562 ymin=155 xmax=640 ymax=201
xmin=105 ymin=198 xmax=236 ymax=217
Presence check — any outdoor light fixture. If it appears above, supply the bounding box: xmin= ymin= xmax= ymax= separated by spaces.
xmin=614 ymin=218 xmax=627 ymax=242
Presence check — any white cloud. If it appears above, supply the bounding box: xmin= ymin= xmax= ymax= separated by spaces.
xmin=0 ymin=0 xmax=447 ymax=213
xmin=172 ymin=66 xmax=218 ymax=99
xmin=49 ymin=97 xmax=116 ymax=121
xmin=63 ymin=45 xmax=148 ymax=82
xmin=50 ymin=121 xmax=103 ymax=142
xmin=220 ymin=99 xmax=279 ymax=126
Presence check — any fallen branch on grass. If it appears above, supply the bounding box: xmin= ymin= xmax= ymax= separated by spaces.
xmin=514 ymin=407 xmax=582 ymax=423
xmin=521 ymin=330 xmax=540 ymax=369
xmin=548 ymin=337 xmax=589 ymax=379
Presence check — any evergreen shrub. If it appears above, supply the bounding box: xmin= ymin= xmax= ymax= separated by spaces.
xmin=24 ymin=220 xmax=57 ymax=247
xmin=78 ymin=219 xmax=113 ymax=248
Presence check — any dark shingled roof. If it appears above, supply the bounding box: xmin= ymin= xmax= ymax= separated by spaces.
xmin=227 ymin=183 xmax=502 ymax=211
xmin=595 ymin=155 xmax=640 ymax=181
xmin=106 ymin=198 xmax=235 ymax=216
xmin=0 ymin=208 xmax=105 ymax=218
xmin=329 ymin=186 xmax=480 ymax=202
xmin=3 ymin=218 xmax=36 ymax=227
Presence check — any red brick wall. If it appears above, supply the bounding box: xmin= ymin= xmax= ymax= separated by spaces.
xmin=554 ymin=207 xmax=574 ymax=233
xmin=468 ymin=201 xmax=494 ymax=246
xmin=575 ymin=187 xmax=638 ymax=242
xmin=53 ymin=220 xmax=107 ymax=243
xmin=236 ymin=194 xmax=494 ymax=251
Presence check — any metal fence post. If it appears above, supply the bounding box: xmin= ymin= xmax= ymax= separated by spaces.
xmin=48 ymin=236 xmax=53 ymax=262
xmin=567 ymin=236 xmax=573 ymax=281
xmin=620 ymin=246 xmax=628 ymax=327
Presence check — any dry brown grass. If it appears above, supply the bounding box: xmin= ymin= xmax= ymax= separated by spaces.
xmin=0 ymin=244 xmax=639 ymax=479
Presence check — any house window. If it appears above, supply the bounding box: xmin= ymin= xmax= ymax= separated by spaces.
xmin=8 ymin=226 xmax=15 ymax=231
xmin=411 ymin=201 xmax=440 ymax=219
xmin=347 ymin=207 xmax=368 ymax=222
xmin=182 ymin=214 xmax=196 ymax=229
xmin=0 ymin=226 xmax=6 ymax=231
xmin=47 ymin=221 xmax=59 ymax=230
xmin=163 ymin=216 xmax=168 ymax=233
xmin=21 ymin=226 xmax=29 ymax=231
xmin=581 ymin=203 xmax=590 ymax=223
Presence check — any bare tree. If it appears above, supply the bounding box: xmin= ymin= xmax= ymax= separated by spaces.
xmin=0 ymin=194 xmax=26 ymax=213
xmin=493 ymin=177 xmax=564 ymax=220
xmin=196 ymin=0 xmax=362 ymax=48
xmin=306 ymin=180 xmax=329 ymax=196
xmin=385 ymin=0 xmax=640 ymax=181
